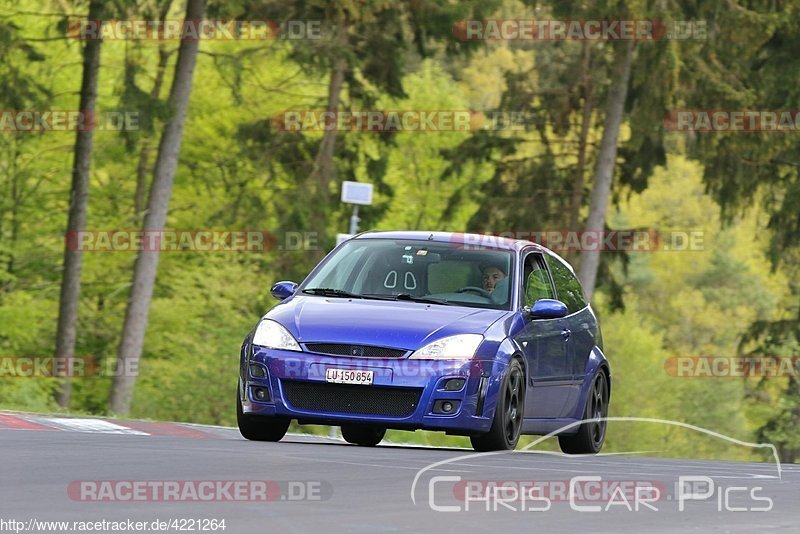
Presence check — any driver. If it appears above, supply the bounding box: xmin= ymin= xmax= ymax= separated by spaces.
xmin=481 ymin=265 xmax=506 ymax=294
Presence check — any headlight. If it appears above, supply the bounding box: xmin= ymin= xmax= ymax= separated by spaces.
xmin=252 ymin=319 xmax=301 ymax=351
xmin=409 ymin=334 xmax=484 ymax=360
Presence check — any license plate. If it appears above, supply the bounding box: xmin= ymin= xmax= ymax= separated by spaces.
xmin=325 ymin=368 xmax=374 ymax=385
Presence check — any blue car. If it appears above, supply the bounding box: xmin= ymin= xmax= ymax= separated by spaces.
xmin=237 ymin=231 xmax=610 ymax=452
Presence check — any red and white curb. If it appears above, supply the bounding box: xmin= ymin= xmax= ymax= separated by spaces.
xmin=0 ymin=412 xmax=231 ymax=439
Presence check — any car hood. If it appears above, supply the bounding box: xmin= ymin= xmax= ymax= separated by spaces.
xmin=265 ymin=296 xmax=508 ymax=350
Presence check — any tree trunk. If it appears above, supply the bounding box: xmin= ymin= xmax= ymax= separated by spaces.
xmin=109 ymin=0 xmax=205 ymax=415
xmin=567 ymin=42 xmax=595 ymax=266
xmin=307 ymin=18 xmax=347 ymax=259
xmin=134 ymin=45 xmax=172 ymax=222
xmin=577 ymin=41 xmax=634 ymax=300
xmin=54 ymin=0 xmax=105 ymax=408
xmin=569 ymin=42 xmax=594 ymax=233
xmin=133 ymin=0 xmax=173 ymax=222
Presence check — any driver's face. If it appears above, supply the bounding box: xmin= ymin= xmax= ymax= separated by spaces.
xmin=481 ymin=267 xmax=506 ymax=293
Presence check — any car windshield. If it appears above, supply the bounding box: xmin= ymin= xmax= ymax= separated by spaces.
xmin=301 ymin=238 xmax=515 ymax=310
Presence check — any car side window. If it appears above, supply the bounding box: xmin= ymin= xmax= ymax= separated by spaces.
xmin=546 ymin=256 xmax=588 ymax=313
xmin=521 ymin=253 xmax=555 ymax=307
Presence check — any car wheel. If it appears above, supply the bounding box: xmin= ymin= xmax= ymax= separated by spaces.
xmin=558 ymin=370 xmax=608 ymax=454
xmin=341 ymin=425 xmax=386 ymax=447
xmin=470 ymin=358 xmax=525 ymax=452
xmin=236 ymin=387 xmax=290 ymax=442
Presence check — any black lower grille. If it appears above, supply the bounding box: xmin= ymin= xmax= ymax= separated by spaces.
xmin=282 ymin=381 xmax=422 ymax=417
xmin=305 ymin=343 xmax=407 ymax=358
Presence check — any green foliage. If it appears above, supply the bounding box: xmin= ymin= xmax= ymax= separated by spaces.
xmin=0 ymin=0 xmax=797 ymax=462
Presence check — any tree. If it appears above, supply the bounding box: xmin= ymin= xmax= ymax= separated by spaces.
xmin=228 ymin=0 xmax=499 ymax=251
xmin=577 ymin=41 xmax=633 ymax=299
xmin=302 ymin=6 xmax=349 ymax=260
xmin=682 ymin=1 xmax=800 ymax=462
xmin=54 ymin=0 xmax=106 ymax=407
xmin=569 ymin=41 xmax=596 ymax=234
xmin=125 ymin=0 xmax=175 ymax=223
xmin=110 ymin=0 xmax=205 ymax=415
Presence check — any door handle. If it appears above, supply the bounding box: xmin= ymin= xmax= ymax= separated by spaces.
xmin=561 ymin=329 xmax=571 ymax=341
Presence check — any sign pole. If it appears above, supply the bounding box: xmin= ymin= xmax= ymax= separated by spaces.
xmin=338 ymin=181 xmax=372 ymax=246
xmin=349 ymin=204 xmax=360 ymax=235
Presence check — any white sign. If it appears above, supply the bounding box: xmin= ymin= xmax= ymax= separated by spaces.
xmin=341 ymin=181 xmax=373 ymax=205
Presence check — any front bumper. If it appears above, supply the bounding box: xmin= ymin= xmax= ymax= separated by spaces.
xmin=240 ymin=345 xmax=500 ymax=434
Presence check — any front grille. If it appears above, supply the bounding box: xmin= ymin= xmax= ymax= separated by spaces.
xmin=305 ymin=343 xmax=407 ymax=358
xmin=282 ymin=381 xmax=422 ymax=417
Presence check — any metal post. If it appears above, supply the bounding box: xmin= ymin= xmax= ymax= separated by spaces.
xmin=349 ymin=204 xmax=360 ymax=235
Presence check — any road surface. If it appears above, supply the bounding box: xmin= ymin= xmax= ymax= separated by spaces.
xmin=0 ymin=412 xmax=797 ymax=533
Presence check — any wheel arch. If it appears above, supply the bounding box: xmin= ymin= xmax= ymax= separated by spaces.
xmin=479 ymin=338 xmax=528 ymax=422
xmin=585 ymin=345 xmax=611 ymax=399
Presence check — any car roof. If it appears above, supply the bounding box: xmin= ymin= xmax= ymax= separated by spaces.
xmin=353 ymin=230 xmax=547 ymax=253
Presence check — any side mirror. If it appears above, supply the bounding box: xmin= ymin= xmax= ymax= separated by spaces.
xmin=527 ymin=299 xmax=568 ymax=320
xmin=271 ymin=281 xmax=297 ymax=301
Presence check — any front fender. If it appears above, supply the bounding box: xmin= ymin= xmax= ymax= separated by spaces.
xmin=476 ymin=337 xmax=525 ymax=423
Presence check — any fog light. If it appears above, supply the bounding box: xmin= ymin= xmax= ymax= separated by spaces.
xmin=432 ymin=399 xmax=460 ymax=414
xmin=249 ymin=364 xmax=266 ymax=378
xmin=253 ymin=387 xmax=269 ymax=401
xmin=443 ymin=378 xmax=465 ymax=391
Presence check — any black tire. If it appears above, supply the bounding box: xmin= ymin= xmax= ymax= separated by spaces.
xmin=471 ymin=358 xmax=525 ymax=452
xmin=341 ymin=425 xmax=386 ymax=447
xmin=559 ymin=370 xmax=609 ymax=454
xmin=237 ymin=388 xmax=290 ymax=442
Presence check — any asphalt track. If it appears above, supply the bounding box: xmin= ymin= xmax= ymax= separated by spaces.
xmin=0 ymin=412 xmax=798 ymax=533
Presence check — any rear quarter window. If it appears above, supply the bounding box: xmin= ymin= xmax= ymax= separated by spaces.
xmin=546 ymin=256 xmax=588 ymax=314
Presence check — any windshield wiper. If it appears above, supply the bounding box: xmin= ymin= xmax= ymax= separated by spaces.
xmin=301 ymin=288 xmax=364 ymax=299
xmin=303 ymin=289 xmax=452 ymax=305
xmin=369 ymin=293 xmax=453 ymax=306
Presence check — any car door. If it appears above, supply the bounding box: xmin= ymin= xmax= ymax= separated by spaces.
xmin=514 ymin=251 xmax=573 ymax=418
xmin=545 ymin=254 xmax=595 ymax=417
